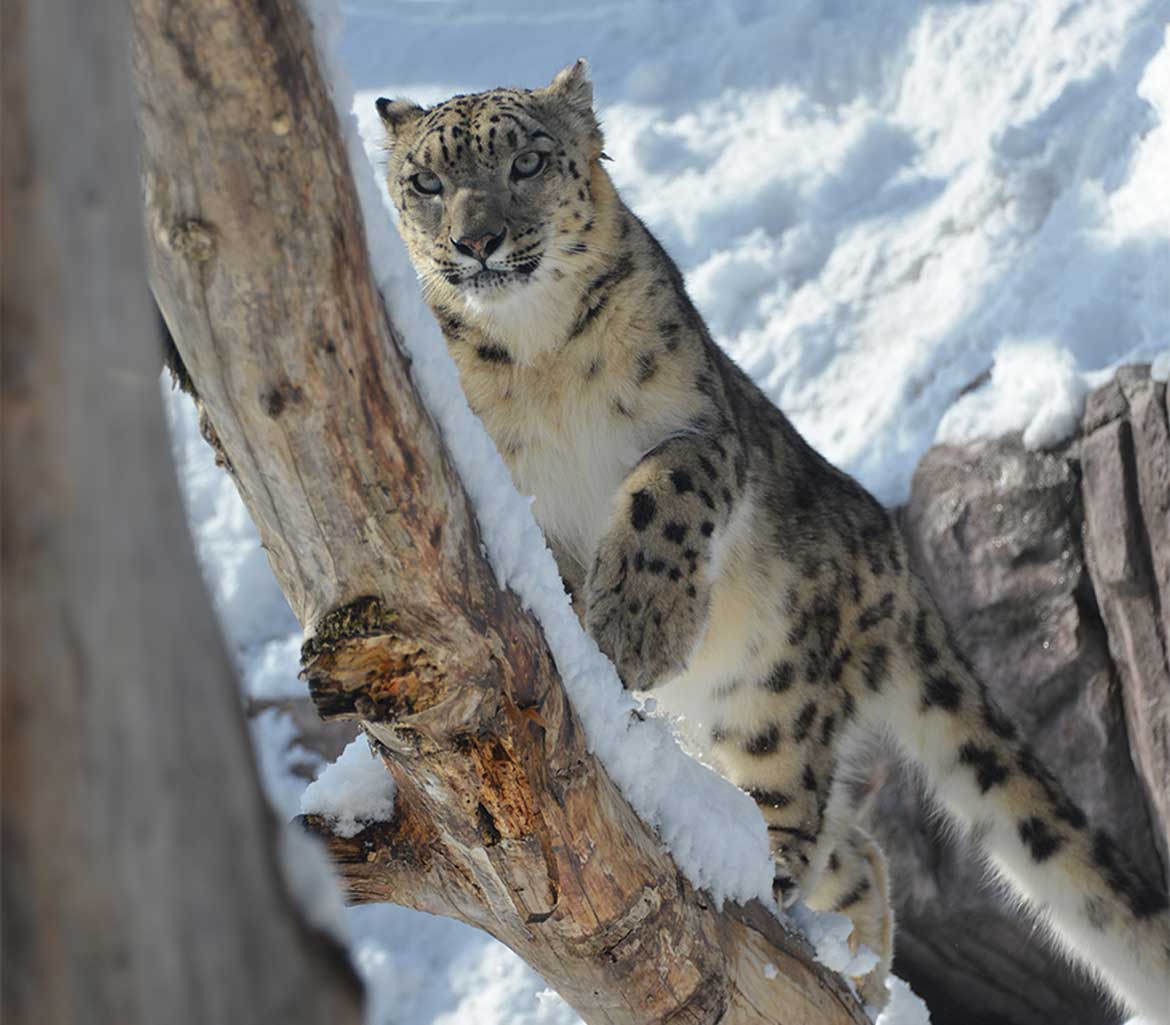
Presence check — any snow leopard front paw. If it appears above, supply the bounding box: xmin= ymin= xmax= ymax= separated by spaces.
xmin=584 ymin=499 xmax=711 ymax=690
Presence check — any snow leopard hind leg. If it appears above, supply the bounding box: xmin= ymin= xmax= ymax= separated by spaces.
xmin=805 ymin=826 xmax=894 ymax=1011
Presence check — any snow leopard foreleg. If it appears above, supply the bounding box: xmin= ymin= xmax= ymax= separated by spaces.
xmin=585 ymin=432 xmax=742 ymax=690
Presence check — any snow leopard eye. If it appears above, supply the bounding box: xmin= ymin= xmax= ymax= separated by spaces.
xmin=511 ymin=151 xmax=545 ymax=180
xmin=411 ymin=170 xmax=443 ymax=195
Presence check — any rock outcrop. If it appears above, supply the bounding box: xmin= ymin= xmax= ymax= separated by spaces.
xmin=1081 ymin=369 xmax=1169 ymax=866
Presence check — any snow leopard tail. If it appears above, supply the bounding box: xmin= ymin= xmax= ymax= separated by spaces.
xmin=872 ymin=579 xmax=1170 ymax=1025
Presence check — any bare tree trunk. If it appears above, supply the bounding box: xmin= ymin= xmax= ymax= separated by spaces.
xmin=128 ymin=1 xmax=869 ymax=1023
xmin=0 ymin=2 xmax=365 ymax=1024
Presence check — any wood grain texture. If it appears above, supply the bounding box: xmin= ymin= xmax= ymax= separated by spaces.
xmin=130 ymin=1 xmax=869 ymax=1021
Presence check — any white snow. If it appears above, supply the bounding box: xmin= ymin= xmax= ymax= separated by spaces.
xmin=791 ymin=904 xmax=881 ymax=981
xmin=347 ymin=906 xmax=580 ymax=1025
xmin=300 ymin=736 xmax=398 ymax=839
xmin=246 ymin=635 xmax=308 ymax=702
xmin=875 ymin=977 xmax=933 ymax=1025
xmin=163 ymin=0 xmax=1170 ymax=1022
xmin=163 ymin=381 xmax=300 ymax=687
xmin=936 ymin=339 xmax=1089 ymax=450
xmin=277 ymin=824 xmax=351 ymax=945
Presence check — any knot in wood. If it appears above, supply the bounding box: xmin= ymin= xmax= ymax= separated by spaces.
xmin=168 ymin=219 xmax=215 ymax=262
xmin=303 ymin=597 xmax=449 ymax=722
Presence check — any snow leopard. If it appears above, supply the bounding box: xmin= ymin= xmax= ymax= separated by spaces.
xmin=377 ymin=60 xmax=1170 ymax=1019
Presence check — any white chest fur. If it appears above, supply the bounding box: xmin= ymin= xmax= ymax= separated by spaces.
xmin=459 ymin=318 xmax=696 ymax=572
xmin=496 ymin=386 xmax=654 ymax=569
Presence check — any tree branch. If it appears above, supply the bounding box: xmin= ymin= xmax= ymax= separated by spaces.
xmin=130 ymin=1 xmax=868 ymax=1021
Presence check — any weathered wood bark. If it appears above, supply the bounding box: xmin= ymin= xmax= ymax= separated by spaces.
xmin=0 ymin=2 xmax=364 ymax=1023
xmin=130 ymin=1 xmax=868 ymax=1022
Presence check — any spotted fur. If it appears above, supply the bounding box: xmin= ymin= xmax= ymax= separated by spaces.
xmin=380 ymin=62 xmax=1170 ymax=1020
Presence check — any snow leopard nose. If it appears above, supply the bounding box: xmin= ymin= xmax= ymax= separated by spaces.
xmin=452 ymin=228 xmax=505 ymax=262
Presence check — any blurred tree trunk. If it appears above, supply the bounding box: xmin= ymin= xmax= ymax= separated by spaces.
xmin=127 ymin=1 xmax=869 ymax=1023
xmin=0 ymin=1 xmax=364 ymax=1023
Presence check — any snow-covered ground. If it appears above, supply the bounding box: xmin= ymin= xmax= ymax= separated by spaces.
xmin=166 ymin=1 xmax=1169 ymax=1022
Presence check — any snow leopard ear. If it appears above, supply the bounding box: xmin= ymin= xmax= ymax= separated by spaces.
xmin=375 ymin=97 xmax=424 ymax=143
xmin=539 ymin=60 xmax=603 ymax=156
xmin=545 ymin=59 xmax=594 ymax=117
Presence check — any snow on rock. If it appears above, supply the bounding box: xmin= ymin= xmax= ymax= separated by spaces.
xmin=935 ymin=340 xmax=1089 ymax=449
xmin=300 ymin=737 xmax=397 ymax=839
